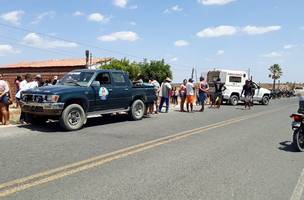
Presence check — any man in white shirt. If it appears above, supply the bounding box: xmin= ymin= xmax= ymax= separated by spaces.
xmin=186 ymin=78 xmax=195 ymax=112
xmin=16 ymin=74 xmax=32 ymax=100
xmin=158 ymin=77 xmax=172 ymax=113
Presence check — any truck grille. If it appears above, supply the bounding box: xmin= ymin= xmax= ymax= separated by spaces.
xmin=22 ymin=94 xmax=46 ymax=103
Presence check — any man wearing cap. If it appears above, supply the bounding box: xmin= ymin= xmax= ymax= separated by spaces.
xmin=158 ymin=77 xmax=172 ymax=113
xmin=35 ymin=74 xmax=44 ymax=87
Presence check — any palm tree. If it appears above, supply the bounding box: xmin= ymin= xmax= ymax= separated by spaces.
xmin=269 ymin=64 xmax=283 ymax=90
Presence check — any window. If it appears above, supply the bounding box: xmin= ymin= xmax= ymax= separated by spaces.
xmin=61 ymin=71 xmax=94 ymax=86
xmin=229 ymin=76 xmax=242 ymax=83
xmin=112 ymin=72 xmax=126 ymax=84
xmin=96 ymin=73 xmax=111 ymax=85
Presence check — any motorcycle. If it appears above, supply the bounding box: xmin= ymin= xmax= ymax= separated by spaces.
xmin=290 ymin=113 xmax=304 ymax=151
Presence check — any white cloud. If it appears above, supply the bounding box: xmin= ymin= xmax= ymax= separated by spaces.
xmin=0 ymin=10 xmax=24 ymax=25
xmin=170 ymin=57 xmax=179 ymax=62
xmin=129 ymin=5 xmax=138 ymax=9
xmin=198 ymin=0 xmax=236 ymax=5
xmin=73 ymin=11 xmax=85 ymax=16
xmin=130 ymin=21 xmax=136 ymax=26
xmin=174 ymin=40 xmax=189 ymax=47
xmin=172 ymin=5 xmax=183 ymax=11
xmin=197 ymin=26 xmax=237 ymax=38
xmin=197 ymin=25 xmax=281 ymax=38
xmin=31 ymin=11 xmax=55 ymax=24
xmin=164 ymin=5 xmax=183 ymax=14
xmin=0 ymin=44 xmax=20 ymax=56
xmin=113 ymin=0 xmax=128 ymax=8
xmin=22 ymin=33 xmax=78 ymax=49
xmin=98 ymin=31 xmax=139 ymax=42
xmin=284 ymin=44 xmax=297 ymax=49
xmin=262 ymin=52 xmax=283 ymax=58
xmin=88 ymin=13 xmax=105 ymax=22
xmin=216 ymin=50 xmax=225 ymax=55
xmin=242 ymin=26 xmax=281 ymax=35
xmin=163 ymin=9 xmax=170 ymax=14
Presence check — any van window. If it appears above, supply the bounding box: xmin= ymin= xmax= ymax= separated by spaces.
xmin=229 ymin=76 xmax=242 ymax=83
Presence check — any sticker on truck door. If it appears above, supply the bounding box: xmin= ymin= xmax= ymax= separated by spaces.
xmin=99 ymin=87 xmax=109 ymax=100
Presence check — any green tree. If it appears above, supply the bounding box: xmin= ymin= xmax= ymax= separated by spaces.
xmin=269 ymin=64 xmax=283 ymax=90
xmin=100 ymin=58 xmax=140 ymax=80
xmin=100 ymin=58 xmax=173 ymax=83
xmin=139 ymin=59 xmax=172 ymax=83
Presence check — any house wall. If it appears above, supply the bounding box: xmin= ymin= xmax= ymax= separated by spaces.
xmin=0 ymin=65 xmax=85 ymax=100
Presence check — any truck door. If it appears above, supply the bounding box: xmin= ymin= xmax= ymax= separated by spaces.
xmin=111 ymin=72 xmax=132 ymax=109
xmin=93 ymin=72 xmax=116 ymax=110
xmin=253 ymin=82 xmax=263 ymax=100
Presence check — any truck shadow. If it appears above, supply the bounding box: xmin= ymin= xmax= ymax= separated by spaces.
xmin=278 ymin=141 xmax=298 ymax=152
xmin=17 ymin=114 xmax=131 ymax=133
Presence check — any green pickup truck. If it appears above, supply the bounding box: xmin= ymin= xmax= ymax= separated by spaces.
xmin=20 ymin=69 xmax=156 ymax=131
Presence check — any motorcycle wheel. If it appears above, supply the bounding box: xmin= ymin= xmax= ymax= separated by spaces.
xmin=293 ymin=129 xmax=304 ymax=152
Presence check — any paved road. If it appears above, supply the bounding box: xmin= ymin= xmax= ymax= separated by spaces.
xmin=0 ymin=98 xmax=303 ymax=200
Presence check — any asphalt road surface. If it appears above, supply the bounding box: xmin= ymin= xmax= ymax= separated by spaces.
xmin=0 ymin=98 xmax=303 ymax=200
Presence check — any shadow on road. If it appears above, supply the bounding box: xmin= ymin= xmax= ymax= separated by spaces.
xmin=17 ymin=114 xmax=131 ymax=133
xmin=278 ymin=141 xmax=298 ymax=152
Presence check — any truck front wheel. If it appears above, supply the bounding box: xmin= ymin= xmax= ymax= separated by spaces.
xmin=60 ymin=104 xmax=86 ymax=131
xmin=129 ymin=99 xmax=145 ymax=121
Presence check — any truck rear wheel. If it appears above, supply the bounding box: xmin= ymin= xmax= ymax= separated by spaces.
xmin=129 ymin=99 xmax=145 ymax=121
xmin=60 ymin=104 xmax=86 ymax=131
xmin=229 ymin=95 xmax=239 ymax=106
xmin=261 ymin=95 xmax=270 ymax=105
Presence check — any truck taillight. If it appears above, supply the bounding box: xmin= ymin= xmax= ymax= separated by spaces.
xmin=292 ymin=115 xmax=302 ymax=122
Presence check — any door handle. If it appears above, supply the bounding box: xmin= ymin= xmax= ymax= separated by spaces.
xmin=124 ymin=88 xmax=129 ymax=91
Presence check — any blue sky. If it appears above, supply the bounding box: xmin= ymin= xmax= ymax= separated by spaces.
xmin=0 ymin=0 xmax=303 ymax=83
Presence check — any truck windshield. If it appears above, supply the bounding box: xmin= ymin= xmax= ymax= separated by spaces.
xmin=60 ymin=71 xmax=94 ymax=87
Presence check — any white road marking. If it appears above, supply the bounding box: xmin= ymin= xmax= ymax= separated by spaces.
xmin=290 ymin=168 xmax=304 ymax=200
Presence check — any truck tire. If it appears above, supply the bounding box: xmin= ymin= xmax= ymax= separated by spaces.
xmin=24 ymin=113 xmax=47 ymax=125
xmin=60 ymin=104 xmax=86 ymax=131
xmin=229 ymin=95 xmax=239 ymax=106
xmin=261 ymin=95 xmax=270 ymax=105
xmin=129 ymin=99 xmax=145 ymax=121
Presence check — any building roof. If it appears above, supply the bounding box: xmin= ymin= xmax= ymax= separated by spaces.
xmin=0 ymin=58 xmax=112 ymax=69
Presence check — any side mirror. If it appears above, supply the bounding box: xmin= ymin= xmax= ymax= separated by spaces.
xmin=91 ymin=81 xmax=100 ymax=87
xmin=258 ymin=85 xmax=261 ymax=89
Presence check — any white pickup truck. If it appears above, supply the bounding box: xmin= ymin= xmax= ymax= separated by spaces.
xmin=207 ymin=69 xmax=271 ymax=106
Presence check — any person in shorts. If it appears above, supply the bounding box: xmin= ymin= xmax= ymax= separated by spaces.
xmin=241 ymin=80 xmax=253 ymax=110
xmin=198 ymin=76 xmax=209 ymax=112
xmin=213 ymin=78 xmax=226 ymax=109
xmin=179 ymin=79 xmax=187 ymax=112
xmin=186 ymin=78 xmax=195 ymax=112
xmin=0 ymin=74 xmax=10 ymax=125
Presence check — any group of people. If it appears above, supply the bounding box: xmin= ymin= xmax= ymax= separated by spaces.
xmin=0 ymin=73 xmax=59 ymax=125
xmin=147 ymin=76 xmax=227 ymax=114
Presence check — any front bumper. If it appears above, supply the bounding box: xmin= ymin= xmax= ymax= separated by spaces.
xmin=20 ymin=101 xmax=64 ymax=116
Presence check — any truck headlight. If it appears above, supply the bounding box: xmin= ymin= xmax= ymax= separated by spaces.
xmin=46 ymin=95 xmax=60 ymax=103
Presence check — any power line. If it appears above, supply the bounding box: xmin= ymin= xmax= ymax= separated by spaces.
xmin=0 ymin=34 xmax=77 ymax=57
xmin=0 ymin=22 xmax=194 ymax=70
xmin=0 ymin=22 xmax=143 ymax=59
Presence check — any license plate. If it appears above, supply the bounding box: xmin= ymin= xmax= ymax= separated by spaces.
xmin=292 ymin=122 xmax=301 ymax=128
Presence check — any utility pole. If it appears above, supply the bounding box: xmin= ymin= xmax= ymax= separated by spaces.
xmin=89 ymin=53 xmax=93 ymax=67
xmin=191 ymin=67 xmax=195 ymax=80
xmin=85 ymin=50 xmax=90 ymax=69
